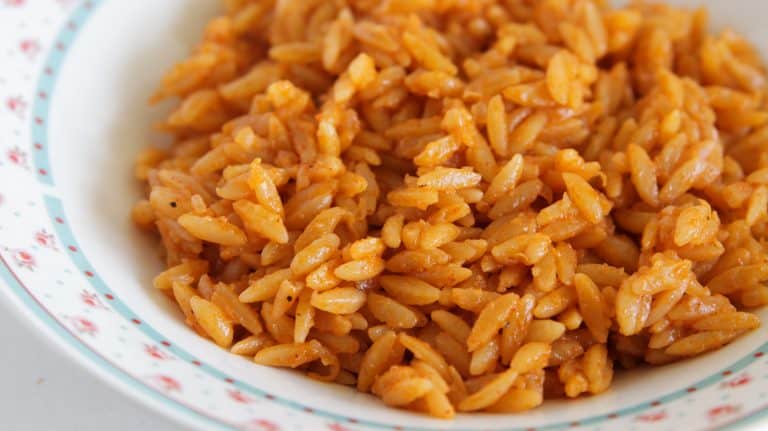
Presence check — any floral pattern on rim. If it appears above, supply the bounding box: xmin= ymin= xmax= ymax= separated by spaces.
xmin=0 ymin=1 xmax=766 ymax=430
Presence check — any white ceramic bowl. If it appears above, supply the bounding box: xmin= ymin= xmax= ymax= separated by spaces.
xmin=0 ymin=1 xmax=766 ymax=430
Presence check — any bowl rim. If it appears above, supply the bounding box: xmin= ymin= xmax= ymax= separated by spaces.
xmin=2 ymin=1 xmax=768 ymax=430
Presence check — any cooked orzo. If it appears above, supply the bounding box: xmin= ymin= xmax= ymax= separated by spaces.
xmin=133 ymin=0 xmax=768 ymax=418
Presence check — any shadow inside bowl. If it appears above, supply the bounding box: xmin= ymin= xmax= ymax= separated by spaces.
xmin=40 ymin=0 xmax=768 ymax=430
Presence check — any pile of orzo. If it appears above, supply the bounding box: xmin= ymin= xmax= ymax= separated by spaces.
xmin=132 ymin=0 xmax=768 ymax=417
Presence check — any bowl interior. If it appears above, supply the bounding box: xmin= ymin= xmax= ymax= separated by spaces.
xmin=40 ymin=0 xmax=768 ymax=429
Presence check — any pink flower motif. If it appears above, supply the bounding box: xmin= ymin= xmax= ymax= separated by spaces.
xmin=708 ymin=404 xmax=741 ymax=421
xmin=152 ymin=375 xmax=181 ymax=392
xmin=19 ymin=39 xmax=40 ymax=58
xmin=66 ymin=316 xmax=98 ymax=335
xmin=12 ymin=249 xmax=35 ymax=270
xmin=635 ymin=410 xmax=667 ymax=423
xmin=227 ymin=389 xmax=252 ymax=404
xmin=241 ymin=419 xmax=280 ymax=431
xmin=721 ymin=373 xmax=752 ymax=389
xmin=328 ymin=424 xmax=355 ymax=431
xmin=7 ymin=147 xmax=28 ymax=168
xmin=5 ymin=96 xmax=26 ymax=117
xmin=3 ymin=0 xmax=25 ymax=6
xmin=144 ymin=344 xmax=172 ymax=361
xmin=34 ymin=229 xmax=57 ymax=250
xmin=80 ymin=290 xmax=107 ymax=309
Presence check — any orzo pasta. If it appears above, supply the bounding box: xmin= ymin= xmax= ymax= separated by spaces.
xmin=134 ymin=0 xmax=768 ymax=418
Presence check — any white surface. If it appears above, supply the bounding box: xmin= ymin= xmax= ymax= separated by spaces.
xmin=0 ymin=293 xmax=182 ymax=431
xmin=1 ymin=0 xmax=768 ymax=430
xmin=50 ymin=0 xmax=768 ymax=429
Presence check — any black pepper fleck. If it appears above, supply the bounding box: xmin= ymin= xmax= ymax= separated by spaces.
xmin=170 ymin=201 xmax=177 ymax=208
xmin=286 ymin=295 xmax=293 ymax=301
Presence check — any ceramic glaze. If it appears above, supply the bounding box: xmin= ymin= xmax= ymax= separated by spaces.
xmin=0 ymin=1 xmax=766 ymax=430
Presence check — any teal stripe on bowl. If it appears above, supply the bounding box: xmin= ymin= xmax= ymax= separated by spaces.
xmin=0 ymin=252 xmax=237 ymax=431
xmin=18 ymin=0 xmax=768 ymax=429
xmin=31 ymin=0 xmax=105 ymax=185
xmin=42 ymin=194 xmax=768 ymax=431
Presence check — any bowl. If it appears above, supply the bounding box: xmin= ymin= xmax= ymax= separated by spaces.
xmin=0 ymin=0 xmax=767 ymax=430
